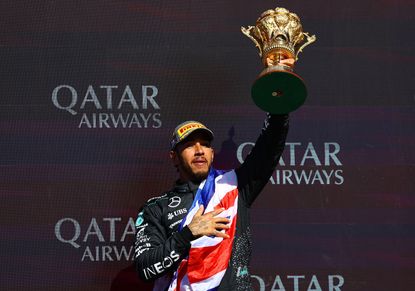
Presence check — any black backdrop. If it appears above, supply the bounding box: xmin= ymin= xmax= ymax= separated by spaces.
xmin=1 ymin=1 xmax=414 ymax=290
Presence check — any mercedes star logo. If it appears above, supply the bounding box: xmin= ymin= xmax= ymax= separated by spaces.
xmin=168 ymin=196 xmax=181 ymax=208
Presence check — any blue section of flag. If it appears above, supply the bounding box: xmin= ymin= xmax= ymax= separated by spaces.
xmin=178 ymin=168 xmax=223 ymax=231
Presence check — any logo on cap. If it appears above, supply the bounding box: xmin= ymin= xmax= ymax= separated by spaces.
xmin=170 ymin=120 xmax=213 ymax=150
xmin=177 ymin=123 xmax=206 ymax=139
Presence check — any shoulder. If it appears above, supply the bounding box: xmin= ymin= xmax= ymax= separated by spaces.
xmin=144 ymin=192 xmax=169 ymax=207
xmin=135 ymin=190 xmax=176 ymax=223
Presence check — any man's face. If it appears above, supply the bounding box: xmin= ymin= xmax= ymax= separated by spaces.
xmin=170 ymin=131 xmax=214 ymax=183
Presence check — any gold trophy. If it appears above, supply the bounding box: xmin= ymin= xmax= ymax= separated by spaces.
xmin=242 ymin=7 xmax=316 ymax=113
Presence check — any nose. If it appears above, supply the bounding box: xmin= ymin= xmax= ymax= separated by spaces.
xmin=194 ymin=142 xmax=204 ymax=155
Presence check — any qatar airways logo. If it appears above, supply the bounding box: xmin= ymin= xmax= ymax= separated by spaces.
xmin=237 ymin=142 xmax=344 ymax=185
xmin=54 ymin=217 xmax=136 ymax=262
xmin=251 ymin=273 xmax=344 ymax=291
xmin=51 ymin=84 xmax=162 ymax=128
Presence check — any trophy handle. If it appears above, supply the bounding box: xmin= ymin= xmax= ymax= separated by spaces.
xmin=241 ymin=26 xmax=263 ymax=57
xmin=295 ymin=32 xmax=316 ymax=61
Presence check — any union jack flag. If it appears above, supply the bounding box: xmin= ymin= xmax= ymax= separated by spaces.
xmin=168 ymin=168 xmax=239 ymax=291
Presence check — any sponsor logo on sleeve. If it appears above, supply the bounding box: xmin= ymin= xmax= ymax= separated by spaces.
xmin=142 ymin=250 xmax=180 ymax=280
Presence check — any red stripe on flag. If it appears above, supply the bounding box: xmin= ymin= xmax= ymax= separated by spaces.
xmin=187 ymin=215 xmax=237 ymax=283
xmin=186 ymin=188 xmax=239 ymax=283
xmin=176 ymin=259 xmax=188 ymax=290
xmin=215 ymin=188 xmax=238 ymax=210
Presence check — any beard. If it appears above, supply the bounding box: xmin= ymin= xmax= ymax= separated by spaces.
xmin=178 ymin=156 xmax=210 ymax=183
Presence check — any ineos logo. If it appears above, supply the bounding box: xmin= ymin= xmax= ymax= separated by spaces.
xmin=168 ymin=196 xmax=181 ymax=208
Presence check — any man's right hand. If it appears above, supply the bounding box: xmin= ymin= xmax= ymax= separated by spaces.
xmin=187 ymin=206 xmax=231 ymax=239
xmin=266 ymin=57 xmax=295 ymax=67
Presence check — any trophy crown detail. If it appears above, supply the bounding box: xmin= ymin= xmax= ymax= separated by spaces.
xmin=241 ymin=7 xmax=316 ymax=66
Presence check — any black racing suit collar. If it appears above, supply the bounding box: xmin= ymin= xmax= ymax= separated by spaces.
xmin=173 ymin=180 xmax=200 ymax=195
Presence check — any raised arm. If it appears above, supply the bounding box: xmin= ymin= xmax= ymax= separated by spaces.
xmin=235 ymin=113 xmax=289 ymax=207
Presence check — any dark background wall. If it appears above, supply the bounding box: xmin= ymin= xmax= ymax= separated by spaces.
xmin=1 ymin=1 xmax=414 ymax=290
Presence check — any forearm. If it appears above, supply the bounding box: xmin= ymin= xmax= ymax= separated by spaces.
xmin=135 ymin=214 xmax=194 ymax=281
xmin=236 ymin=114 xmax=289 ymax=206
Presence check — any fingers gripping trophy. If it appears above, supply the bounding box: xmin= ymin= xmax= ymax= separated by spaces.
xmin=242 ymin=7 xmax=316 ymax=113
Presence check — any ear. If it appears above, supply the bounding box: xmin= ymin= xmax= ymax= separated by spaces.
xmin=170 ymin=150 xmax=179 ymax=166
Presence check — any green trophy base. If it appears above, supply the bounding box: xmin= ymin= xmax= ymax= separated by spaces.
xmin=251 ymin=67 xmax=307 ymax=114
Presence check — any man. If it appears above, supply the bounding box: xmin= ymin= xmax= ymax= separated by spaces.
xmin=135 ymin=59 xmax=292 ymax=290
